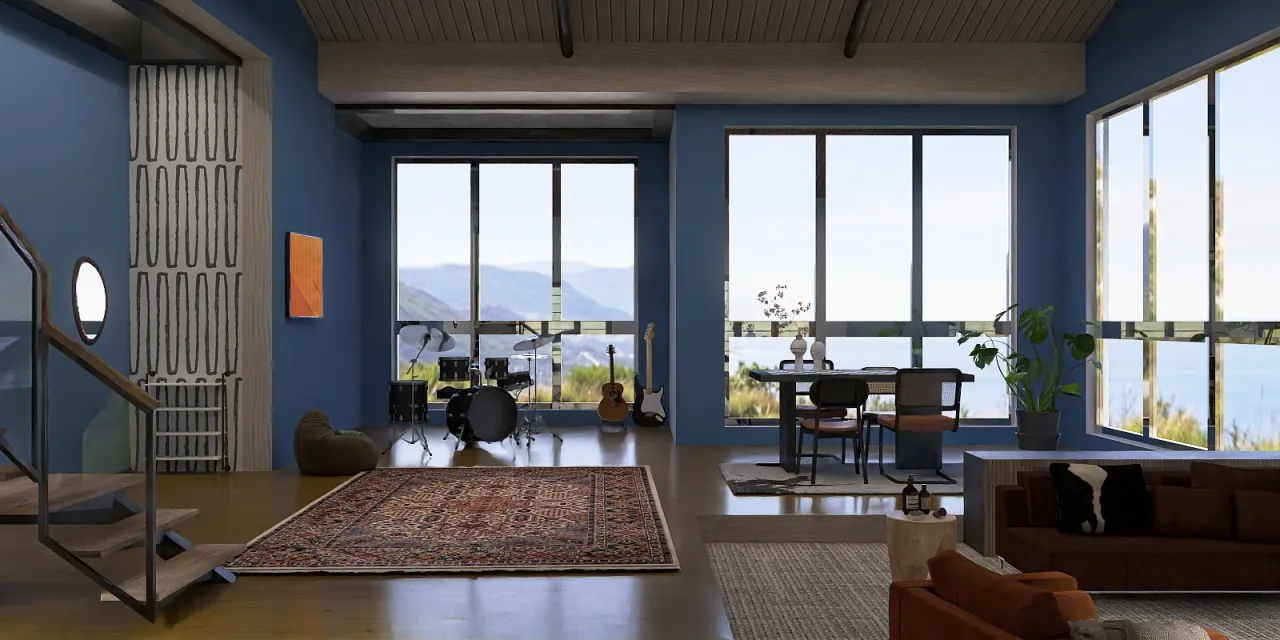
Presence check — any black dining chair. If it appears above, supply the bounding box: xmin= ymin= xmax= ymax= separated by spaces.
xmin=779 ymin=359 xmax=843 ymax=419
xmin=869 ymin=368 xmax=963 ymax=484
xmin=798 ymin=379 xmax=871 ymax=484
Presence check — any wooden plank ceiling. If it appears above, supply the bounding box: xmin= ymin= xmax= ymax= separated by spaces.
xmin=298 ymin=0 xmax=1117 ymax=44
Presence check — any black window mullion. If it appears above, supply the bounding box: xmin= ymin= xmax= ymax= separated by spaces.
xmin=910 ymin=134 xmax=924 ymax=368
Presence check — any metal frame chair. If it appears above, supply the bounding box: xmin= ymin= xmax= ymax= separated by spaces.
xmin=873 ymin=368 xmax=963 ymax=485
xmin=779 ymin=359 xmax=841 ymax=418
xmin=798 ymin=379 xmax=871 ymax=484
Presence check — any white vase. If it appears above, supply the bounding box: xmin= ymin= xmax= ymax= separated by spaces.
xmin=810 ymin=340 xmax=826 ymax=369
xmin=789 ymin=335 xmax=808 ymax=372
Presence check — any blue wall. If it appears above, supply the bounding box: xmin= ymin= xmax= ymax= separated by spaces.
xmin=669 ymin=105 xmax=1066 ymax=446
xmin=194 ymin=0 xmax=362 ymax=468
xmin=359 ymin=141 xmax=669 ymax=427
xmin=1057 ymin=0 xmax=1280 ymax=450
xmin=0 ymin=5 xmax=129 ymax=471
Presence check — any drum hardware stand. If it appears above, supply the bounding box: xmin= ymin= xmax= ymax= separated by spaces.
xmin=520 ymin=336 xmax=562 ymax=445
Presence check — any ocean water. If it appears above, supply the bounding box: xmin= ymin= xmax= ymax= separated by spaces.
xmin=729 ymin=337 xmax=1280 ymax=449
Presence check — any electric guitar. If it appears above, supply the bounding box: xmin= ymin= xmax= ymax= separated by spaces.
xmin=633 ymin=322 xmax=666 ymax=427
xmin=597 ymin=344 xmax=630 ymax=422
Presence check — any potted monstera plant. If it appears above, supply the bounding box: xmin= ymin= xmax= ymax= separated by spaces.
xmin=957 ymin=304 xmax=1099 ymax=450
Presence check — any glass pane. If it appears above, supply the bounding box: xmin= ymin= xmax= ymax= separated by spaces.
xmin=1099 ymin=338 xmax=1143 ymax=433
xmin=1151 ymin=79 xmax=1209 ymax=321
xmin=478 ymin=334 xmax=551 ymax=401
xmin=1219 ymin=48 xmax=1280 ymax=320
xmin=1101 ymin=107 xmax=1147 ymax=322
xmin=561 ymin=164 xmax=634 ymax=320
xmin=397 ymin=327 xmax=471 ymax=400
xmin=824 ymin=337 xmax=910 ymax=411
xmin=397 ymin=163 xmax=471 ymax=320
xmin=728 ymin=135 xmax=816 ymax=323
xmin=923 ymin=336 xmax=1009 ymax=418
xmin=479 ymin=164 xmax=552 ymax=321
xmin=922 ymin=135 xmax=1010 ymax=322
xmin=826 ymin=135 xmax=912 ymax=321
xmin=1222 ymin=343 xmax=1280 ymax=450
xmin=1152 ymin=341 xmax=1208 ymax=447
xmin=727 ymin=337 xmax=792 ymax=418
xmin=561 ymin=335 xmax=635 ymax=403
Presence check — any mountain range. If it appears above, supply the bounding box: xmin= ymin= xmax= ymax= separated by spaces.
xmin=399 ymin=264 xmax=632 ymax=320
xmin=397 ymin=263 xmax=639 ymax=373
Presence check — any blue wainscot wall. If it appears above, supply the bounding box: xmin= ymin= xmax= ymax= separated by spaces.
xmin=669 ymin=105 xmax=1066 ymax=447
xmin=195 ymin=0 xmax=363 ymax=468
xmin=1056 ymin=0 xmax=1280 ymax=451
xmin=359 ymin=141 xmax=670 ymax=427
xmin=0 ymin=5 xmax=129 ymax=471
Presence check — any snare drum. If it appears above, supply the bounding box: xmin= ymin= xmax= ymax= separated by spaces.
xmin=484 ymin=357 xmax=510 ymax=382
xmin=388 ymin=380 xmax=428 ymax=423
xmin=438 ymin=357 xmax=471 ymax=382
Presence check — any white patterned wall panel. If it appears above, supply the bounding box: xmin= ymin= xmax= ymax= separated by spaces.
xmin=129 ymin=65 xmax=243 ymax=472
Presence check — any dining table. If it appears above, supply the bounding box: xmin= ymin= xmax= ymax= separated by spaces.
xmin=747 ymin=368 xmax=976 ymax=474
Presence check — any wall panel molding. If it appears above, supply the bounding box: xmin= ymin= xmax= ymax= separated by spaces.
xmin=129 ymin=64 xmax=246 ymax=471
xmin=238 ymin=58 xmax=272 ymax=471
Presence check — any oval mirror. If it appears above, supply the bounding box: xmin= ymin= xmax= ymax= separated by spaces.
xmin=73 ymin=257 xmax=107 ymax=345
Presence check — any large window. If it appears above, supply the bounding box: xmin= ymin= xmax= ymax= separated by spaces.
xmin=396 ymin=160 xmax=636 ymax=408
xmin=1093 ymin=43 xmax=1280 ymax=450
xmin=725 ymin=131 xmax=1014 ymax=424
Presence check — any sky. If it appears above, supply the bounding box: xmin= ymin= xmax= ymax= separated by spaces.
xmin=396 ymin=162 xmax=635 ymax=270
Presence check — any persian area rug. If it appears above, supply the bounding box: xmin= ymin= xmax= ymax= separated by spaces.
xmin=228 ymin=466 xmax=679 ymax=574
xmin=719 ymin=462 xmax=964 ymax=495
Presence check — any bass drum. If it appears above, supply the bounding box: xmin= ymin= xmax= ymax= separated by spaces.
xmin=444 ymin=386 xmax=517 ymax=443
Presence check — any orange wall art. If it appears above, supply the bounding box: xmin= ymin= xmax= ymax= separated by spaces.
xmin=287 ymin=233 xmax=324 ymax=318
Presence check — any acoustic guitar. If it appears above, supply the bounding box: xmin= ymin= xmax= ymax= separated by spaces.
xmin=597 ymin=344 xmax=630 ymax=423
xmin=632 ymin=322 xmax=665 ymax=427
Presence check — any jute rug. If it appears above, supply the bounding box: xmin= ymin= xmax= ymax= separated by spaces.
xmin=706 ymin=542 xmax=1280 ymax=640
xmin=719 ymin=462 xmax=964 ymax=495
xmin=228 ymin=466 xmax=678 ymax=574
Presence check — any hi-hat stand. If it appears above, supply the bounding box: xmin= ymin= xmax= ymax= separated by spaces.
xmin=511 ymin=331 xmax=562 ymax=445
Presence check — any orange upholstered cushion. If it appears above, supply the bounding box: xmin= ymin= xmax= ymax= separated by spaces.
xmin=878 ymin=414 xmax=955 ymax=432
xmin=928 ymin=550 xmax=1070 ymax=640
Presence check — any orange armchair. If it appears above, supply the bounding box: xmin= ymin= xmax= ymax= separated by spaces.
xmin=890 ymin=552 xmax=1228 ymax=640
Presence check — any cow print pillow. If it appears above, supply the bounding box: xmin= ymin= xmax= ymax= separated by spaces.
xmin=1050 ymin=463 xmax=1151 ymax=535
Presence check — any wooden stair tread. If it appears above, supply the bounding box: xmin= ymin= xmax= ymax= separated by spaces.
xmin=101 ymin=543 xmax=244 ymax=603
xmin=0 ymin=466 xmax=25 ymax=481
xmin=0 ymin=474 xmax=144 ymax=516
xmin=56 ymin=509 xmax=200 ymax=557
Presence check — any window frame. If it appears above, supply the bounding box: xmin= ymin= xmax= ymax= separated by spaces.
xmin=723 ymin=128 xmax=1018 ymax=427
xmin=1086 ymin=39 xmax=1280 ymax=451
xmin=392 ymin=157 xmax=639 ymax=410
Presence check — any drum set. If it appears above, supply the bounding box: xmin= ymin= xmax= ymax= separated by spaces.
xmin=388 ymin=325 xmax=562 ymax=454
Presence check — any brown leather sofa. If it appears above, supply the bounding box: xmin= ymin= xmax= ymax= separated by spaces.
xmin=890 ymin=550 xmax=1228 ymax=640
xmin=995 ymin=465 xmax=1280 ymax=591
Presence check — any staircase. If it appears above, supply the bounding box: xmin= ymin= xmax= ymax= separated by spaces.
xmin=0 ymin=204 xmax=239 ymax=621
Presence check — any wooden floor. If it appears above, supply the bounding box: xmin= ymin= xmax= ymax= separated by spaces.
xmin=0 ymin=426 xmax=962 ymax=639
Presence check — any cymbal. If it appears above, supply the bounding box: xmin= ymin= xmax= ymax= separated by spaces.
xmin=513 ymin=333 xmax=557 ymax=351
xmin=510 ymin=353 xmax=549 ymax=360
xmin=400 ymin=325 xmax=457 ymax=353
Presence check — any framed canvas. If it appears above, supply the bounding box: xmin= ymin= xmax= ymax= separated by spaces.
xmin=287 ymin=232 xmax=323 ymax=318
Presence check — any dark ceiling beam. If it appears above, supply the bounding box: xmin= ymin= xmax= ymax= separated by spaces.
xmin=334 ymin=103 xmax=678 ymax=113
xmin=112 ymin=0 xmax=240 ymax=65
xmin=5 ymin=0 xmax=140 ymax=62
xmin=843 ymin=0 xmax=874 ymax=59
xmin=553 ymin=0 xmax=574 ymax=58
xmin=368 ymin=128 xmax=656 ymax=142
xmin=334 ymin=110 xmax=373 ymax=142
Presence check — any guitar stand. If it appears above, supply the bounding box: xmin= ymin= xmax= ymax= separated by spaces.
xmin=597 ymin=418 xmax=627 ymax=432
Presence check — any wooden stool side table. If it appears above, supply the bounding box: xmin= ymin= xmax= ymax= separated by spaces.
xmin=885 ymin=511 xmax=958 ymax=581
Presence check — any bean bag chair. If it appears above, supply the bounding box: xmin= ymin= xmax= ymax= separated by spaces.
xmin=293 ymin=409 xmax=379 ymax=476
